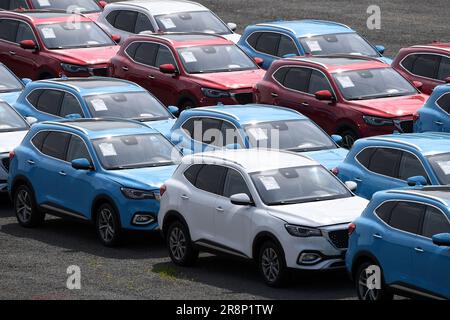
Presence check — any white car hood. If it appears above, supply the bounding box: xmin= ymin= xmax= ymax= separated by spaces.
xmin=223 ymin=33 xmax=241 ymax=43
xmin=268 ymin=196 xmax=369 ymax=227
xmin=0 ymin=130 xmax=28 ymax=154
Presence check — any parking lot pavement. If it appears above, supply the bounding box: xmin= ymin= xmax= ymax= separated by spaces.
xmin=0 ymin=195 xmax=355 ymax=300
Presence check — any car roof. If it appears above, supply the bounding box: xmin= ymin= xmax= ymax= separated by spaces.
xmin=136 ymin=32 xmax=231 ymax=47
xmin=188 ymin=104 xmax=308 ymax=124
xmin=283 ymin=55 xmax=389 ymax=72
xmin=185 ymin=149 xmax=317 ymax=173
xmin=410 ymin=43 xmax=450 ymax=53
xmin=110 ymin=0 xmax=208 ymax=16
xmin=1 ymin=10 xmax=92 ymax=24
xmin=386 ymin=186 xmax=450 ymax=208
xmin=363 ymin=133 xmax=450 ymax=156
xmin=254 ymin=20 xmax=354 ymax=37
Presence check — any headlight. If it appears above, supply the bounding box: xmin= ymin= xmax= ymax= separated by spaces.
xmin=285 ymin=224 xmax=322 ymax=237
xmin=120 ymin=187 xmax=161 ymax=200
xmin=201 ymin=88 xmax=231 ymax=98
xmin=61 ymin=63 xmax=89 ymax=73
xmin=363 ymin=116 xmax=394 ymax=126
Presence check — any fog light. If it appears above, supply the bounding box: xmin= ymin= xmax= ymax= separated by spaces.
xmin=132 ymin=214 xmax=155 ymax=226
xmin=298 ymin=252 xmax=322 ymax=265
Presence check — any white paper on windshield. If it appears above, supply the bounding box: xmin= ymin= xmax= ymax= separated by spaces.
xmin=437 ymin=161 xmax=450 ymax=175
xmin=41 ymin=28 xmax=56 ymax=39
xmin=91 ymin=99 xmax=108 ymax=111
xmin=37 ymin=0 xmax=51 ymax=7
xmin=0 ymin=124 xmax=12 ymax=129
xmin=98 ymin=143 xmax=117 ymax=157
xmin=387 ymin=89 xmax=400 ymax=94
xmin=160 ymin=18 xmax=176 ymax=29
xmin=181 ymin=51 xmax=197 ymax=63
xmin=87 ymin=41 xmax=100 ymax=45
xmin=247 ymin=127 xmax=268 ymax=141
xmin=305 ymin=40 xmax=322 ymax=52
xmin=336 ymin=76 xmax=355 ymax=88
xmin=259 ymin=176 xmax=280 ymax=191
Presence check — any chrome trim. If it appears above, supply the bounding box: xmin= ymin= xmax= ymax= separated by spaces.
xmin=390 ymin=284 xmax=446 ymax=300
xmin=195 ymin=240 xmax=249 ymax=259
xmin=41 ymin=204 xmax=89 ymax=220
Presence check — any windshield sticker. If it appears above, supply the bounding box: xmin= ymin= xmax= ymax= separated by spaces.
xmin=37 ymin=0 xmax=51 ymax=7
xmin=87 ymin=41 xmax=100 ymax=45
xmin=437 ymin=161 xmax=450 ymax=175
xmin=160 ymin=18 xmax=176 ymax=29
xmin=305 ymin=40 xmax=322 ymax=52
xmin=98 ymin=143 xmax=117 ymax=157
xmin=247 ymin=127 xmax=268 ymax=141
xmin=41 ymin=28 xmax=56 ymax=39
xmin=91 ymin=99 xmax=108 ymax=112
xmin=259 ymin=176 xmax=280 ymax=191
xmin=386 ymin=89 xmax=400 ymax=94
xmin=336 ymin=76 xmax=355 ymax=88
xmin=181 ymin=51 xmax=197 ymax=63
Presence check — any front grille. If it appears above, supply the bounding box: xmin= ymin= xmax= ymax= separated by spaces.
xmin=328 ymin=229 xmax=349 ymax=249
xmin=395 ymin=120 xmax=413 ymax=133
xmin=91 ymin=68 xmax=108 ymax=77
xmin=1 ymin=157 xmax=9 ymax=172
xmin=233 ymin=92 xmax=254 ymax=104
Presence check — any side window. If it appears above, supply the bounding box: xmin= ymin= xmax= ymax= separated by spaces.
xmin=60 ymin=93 xmax=83 ymax=118
xmin=0 ymin=0 xmax=8 ymax=9
xmin=183 ymin=164 xmax=203 ymax=185
xmin=223 ymin=168 xmax=251 ymax=198
xmin=195 ymin=165 xmax=227 ymax=195
xmin=31 ymin=131 xmax=49 ymax=151
xmin=125 ymin=42 xmax=139 ymax=59
xmin=114 ymin=10 xmax=138 ymax=33
xmin=135 ymin=13 xmax=154 ymax=33
xmin=155 ymin=45 xmax=175 ymax=67
xmin=181 ymin=118 xmax=195 ymax=137
xmin=27 ymin=89 xmax=43 ymax=107
xmin=308 ymin=69 xmax=332 ymax=94
xmin=277 ymin=34 xmax=298 ymax=57
xmin=221 ymin=121 xmax=243 ymax=147
xmin=368 ymin=148 xmax=402 ymax=178
xmin=375 ymin=201 xmax=396 ymax=224
xmin=255 ymin=32 xmax=280 ymax=56
xmin=388 ymin=201 xmax=425 ymax=234
xmin=41 ymin=131 xmax=71 ymax=160
xmin=246 ymin=32 xmax=261 ymax=49
xmin=199 ymin=118 xmax=223 ymax=146
xmin=133 ymin=42 xmax=158 ymax=66
xmin=105 ymin=10 xmax=119 ymax=25
xmin=273 ymin=67 xmax=288 ymax=84
xmin=66 ymin=135 xmax=91 ymax=162
xmin=438 ymin=56 xmax=450 ymax=81
xmin=436 ymin=93 xmax=450 ymax=114
xmin=422 ymin=206 xmax=450 ymax=238
xmin=398 ymin=152 xmax=428 ymax=181
xmin=356 ymin=147 xmax=376 ymax=169
xmin=283 ymin=67 xmax=311 ymax=92
xmin=403 ymin=54 xmax=441 ymax=79
xmin=0 ymin=19 xmax=18 ymax=42
xmin=16 ymin=22 xmax=35 ymax=43
xmin=35 ymin=90 xmax=64 ymax=115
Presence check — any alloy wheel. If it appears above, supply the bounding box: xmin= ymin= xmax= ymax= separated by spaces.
xmin=261 ymin=247 xmax=280 ymax=283
xmin=16 ymin=189 xmax=32 ymax=223
xmin=169 ymin=226 xmax=187 ymax=261
xmin=358 ymin=266 xmax=380 ymax=300
xmin=98 ymin=208 xmax=115 ymax=242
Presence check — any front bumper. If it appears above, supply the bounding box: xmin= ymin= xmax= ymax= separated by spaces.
xmin=359 ymin=117 xmax=414 ymax=138
xmin=118 ymin=196 xmax=161 ymax=231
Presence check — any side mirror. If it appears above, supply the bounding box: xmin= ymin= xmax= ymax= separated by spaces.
xmin=98 ymin=0 xmax=107 ymax=8
xmin=331 ymin=134 xmax=343 ymax=146
xmin=407 ymin=175 xmax=428 ymax=187
xmin=20 ymin=39 xmax=37 ymax=50
xmin=315 ymin=90 xmax=334 ymax=101
xmin=254 ymin=57 xmax=264 ymax=67
xmin=413 ymin=81 xmax=423 ymax=90
xmin=230 ymin=193 xmax=253 ymax=206
xmin=168 ymin=105 xmax=179 ymax=115
xmin=72 ymin=158 xmax=92 ymax=171
xmin=375 ymin=45 xmax=385 ymax=54
xmin=345 ymin=181 xmax=358 ymax=192
xmin=227 ymin=22 xmax=237 ymax=31
xmin=159 ymin=63 xmax=177 ymax=74
xmin=25 ymin=116 xmax=37 ymax=125
xmin=21 ymin=78 xmax=32 ymax=86
xmin=445 ymin=77 xmax=450 ymax=84
xmin=111 ymin=34 xmax=121 ymax=43
xmin=432 ymin=233 xmax=450 ymax=246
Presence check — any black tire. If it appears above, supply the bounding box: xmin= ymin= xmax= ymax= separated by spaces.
xmin=179 ymin=99 xmax=196 ymax=111
xmin=339 ymin=129 xmax=358 ymax=149
xmin=258 ymin=241 xmax=289 ymax=287
xmin=355 ymin=262 xmax=393 ymax=301
xmin=166 ymin=220 xmax=198 ymax=266
xmin=95 ymin=203 xmax=122 ymax=247
xmin=14 ymin=184 xmax=44 ymax=228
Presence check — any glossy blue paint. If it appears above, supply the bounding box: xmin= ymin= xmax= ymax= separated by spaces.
xmin=414 ymin=84 xmax=450 ymax=133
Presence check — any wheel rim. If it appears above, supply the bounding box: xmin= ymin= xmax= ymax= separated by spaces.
xmin=358 ymin=266 xmax=380 ymax=301
xmin=342 ymin=133 xmax=355 ymax=149
xmin=98 ymin=208 xmax=115 ymax=242
xmin=16 ymin=189 xmax=32 ymax=223
xmin=169 ymin=227 xmax=187 ymax=261
xmin=261 ymin=247 xmax=280 ymax=282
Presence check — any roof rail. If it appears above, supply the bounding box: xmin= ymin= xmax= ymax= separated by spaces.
xmin=42 ymin=117 xmax=148 ymax=133
xmin=139 ymin=31 xmax=227 ymax=39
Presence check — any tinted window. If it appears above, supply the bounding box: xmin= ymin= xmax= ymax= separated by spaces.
xmin=199 ymin=118 xmax=222 ymax=146
xmin=135 ymin=13 xmax=154 ymax=33
xmin=422 ymin=206 xmax=450 ymax=238
xmin=66 ymin=135 xmax=91 ymax=162
xmin=0 ymin=19 xmax=18 ymax=42
xmin=398 ymin=152 xmax=428 ymax=181
xmin=27 ymin=89 xmax=42 ymax=107
xmin=60 ymin=93 xmax=83 ymax=118
xmin=308 ymin=69 xmax=332 ymax=94
xmin=195 ymin=165 xmax=227 ymax=195
xmin=0 ymin=0 xmax=8 ymax=9
xmin=283 ymin=67 xmax=311 ymax=92
xmin=31 ymin=131 xmax=49 ymax=151
xmin=9 ymin=0 xmax=28 ymax=9
xmin=16 ymin=22 xmax=35 ymax=43
xmin=125 ymin=42 xmax=139 ymax=59
xmin=437 ymin=93 xmax=450 ymax=114
xmin=438 ymin=56 xmax=450 ymax=81
xmin=255 ymin=32 xmax=280 ymax=56
xmin=389 ymin=201 xmax=425 ymax=234
xmin=134 ymin=42 xmax=158 ymax=66
xmin=277 ymin=34 xmax=298 ymax=57
xmin=368 ymin=148 xmax=402 ymax=178
xmin=155 ymin=45 xmax=175 ymax=67
xmin=221 ymin=121 xmax=243 ymax=147
xmin=106 ymin=10 xmax=119 ymax=25
xmin=246 ymin=32 xmax=261 ymax=49
xmin=183 ymin=164 xmax=203 ymax=185
xmin=35 ymin=90 xmax=64 ymax=115
xmin=181 ymin=118 xmax=195 ymax=137
xmin=403 ymin=54 xmax=440 ymax=79
xmin=114 ymin=10 xmax=138 ymax=33
xmin=273 ymin=67 xmax=288 ymax=84
xmin=375 ymin=201 xmax=396 ymax=224
xmin=41 ymin=131 xmax=71 ymax=160
xmin=356 ymin=147 xmax=376 ymax=169
xmin=223 ymin=169 xmax=251 ymax=198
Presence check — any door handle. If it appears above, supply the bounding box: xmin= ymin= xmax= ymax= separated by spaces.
xmin=301 ymin=102 xmax=309 ymax=106
xmin=27 ymin=159 xmax=35 ymax=165
xmin=122 ymin=66 xmax=129 ymax=71
xmin=216 ymin=206 xmax=224 ymax=213
xmin=373 ymin=233 xmax=383 ymax=239
xmin=148 ymin=75 xmax=155 ymax=79
xmin=270 ymin=92 xmax=278 ymax=98
xmin=9 ymin=51 xmax=16 ymax=55
xmin=58 ymin=171 xmax=67 ymax=176
xmin=414 ymin=247 xmax=424 ymax=253
xmin=434 ymin=121 xmax=444 ymax=126
xmin=181 ymin=195 xmax=189 ymax=200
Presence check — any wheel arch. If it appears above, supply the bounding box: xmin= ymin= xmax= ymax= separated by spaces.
xmin=350 ymin=250 xmax=382 ymax=280
xmin=252 ymin=231 xmax=284 ymax=261
xmin=161 ymin=210 xmax=188 ymax=238
xmin=91 ymin=194 xmax=120 ymax=224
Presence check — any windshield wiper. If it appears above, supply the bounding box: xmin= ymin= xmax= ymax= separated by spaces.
xmin=108 ymin=162 xmax=174 ymax=170
xmin=132 ymin=116 xmax=168 ymax=122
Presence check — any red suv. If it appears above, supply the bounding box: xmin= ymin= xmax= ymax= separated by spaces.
xmin=110 ymin=33 xmax=266 ymax=109
xmin=0 ymin=10 xmax=120 ymax=80
xmin=392 ymin=43 xmax=450 ymax=95
xmin=256 ymin=56 xmax=429 ymax=148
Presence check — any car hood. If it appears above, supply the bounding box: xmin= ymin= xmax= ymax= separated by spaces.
xmin=51 ymin=45 xmax=119 ymax=65
xmin=223 ymin=33 xmax=241 ymax=44
xmin=0 ymin=130 xmax=28 ymax=153
xmin=190 ymin=69 xmax=265 ymax=90
xmin=267 ymin=196 xmax=369 ymax=227
xmin=106 ymin=165 xmax=177 ymax=190
xmin=0 ymin=91 xmax=22 ymax=105
xmin=302 ymin=148 xmax=349 ymax=170
xmin=348 ymin=94 xmax=428 ymax=117
xmin=143 ymin=118 xmax=176 ymax=138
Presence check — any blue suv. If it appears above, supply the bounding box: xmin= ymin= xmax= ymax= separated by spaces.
xmin=0 ymin=63 xmax=28 ymax=105
xmin=170 ymin=104 xmax=348 ymax=169
xmin=337 ymin=133 xmax=450 ymax=199
xmin=414 ymin=84 xmax=450 ymax=133
xmin=13 ymin=77 xmax=179 ymax=137
xmin=346 ymin=187 xmax=450 ymax=300
xmin=238 ymin=20 xmax=391 ymax=70
xmin=8 ymin=119 xmax=182 ymax=246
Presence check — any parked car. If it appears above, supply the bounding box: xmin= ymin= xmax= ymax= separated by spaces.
xmin=158 ymin=149 xmax=368 ymax=286
xmin=111 ymin=33 xmax=265 ymax=110
xmin=0 ymin=100 xmax=32 ymax=192
xmin=0 ymin=62 xmax=27 ymax=105
xmin=171 ymin=104 xmax=348 ymax=169
xmin=392 ymin=43 xmax=450 ymax=95
xmin=238 ymin=20 xmax=391 ymax=70
xmin=12 ymin=77 xmax=178 ymax=136
xmin=256 ymin=56 xmax=429 ymax=148
xmin=414 ymin=83 xmax=450 ymax=133
xmin=8 ymin=118 xmax=182 ymax=246
xmin=97 ymin=0 xmax=240 ymax=44
xmin=337 ymin=133 xmax=450 ymax=199
xmin=346 ymin=186 xmax=450 ymax=300
xmin=0 ymin=0 xmax=107 ymax=20
xmin=0 ymin=10 xmax=120 ymax=80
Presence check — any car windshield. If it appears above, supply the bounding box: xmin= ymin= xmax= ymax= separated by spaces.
xmin=332 ymin=68 xmax=417 ymax=100
xmin=0 ymin=102 xmax=28 ymax=132
xmin=244 ymin=119 xmax=336 ymax=152
xmin=155 ymin=11 xmax=230 ymax=35
xmin=84 ymin=92 xmax=172 ymax=121
xmin=299 ymin=33 xmax=379 ymax=57
xmin=31 ymin=0 xmax=101 ymax=13
xmin=37 ymin=22 xmax=114 ymax=49
xmin=427 ymin=153 xmax=450 ymax=185
xmin=0 ymin=65 xmax=23 ymax=93
xmin=92 ymin=134 xmax=181 ymax=170
xmin=178 ymin=45 xmax=257 ymax=74
xmin=250 ymin=165 xmax=352 ymax=206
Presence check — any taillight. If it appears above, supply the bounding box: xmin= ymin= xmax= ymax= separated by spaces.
xmin=348 ymin=223 xmax=356 ymax=236
xmin=413 ymin=112 xmax=420 ymax=122
xmin=9 ymin=150 xmax=15 ymax=161
xmin=331 ymin=167 xmax=339 ymax=175
xmin=160 ymin=184 xmax=167 ymax=196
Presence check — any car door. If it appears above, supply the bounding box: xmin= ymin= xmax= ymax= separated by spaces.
xmin=8 ymin=21 xmax=39 ymax=79
xmin=244 ymin=32 xmax=280 ymax=70
xmin=58 ymin=92 xmax=85 ymax=118
xmin=25 ymin=89 xmax=64 ymax=121
xmin=400 ymin=53 xmax=441 ymax=94
xmin=0 ymin=18 xmax=20 ymax=71
xmin=150 ymin=44 xmax=179 ymax=106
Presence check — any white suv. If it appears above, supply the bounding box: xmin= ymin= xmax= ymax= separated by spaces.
xmin=158 ymin=149 xmax=369 ymax=286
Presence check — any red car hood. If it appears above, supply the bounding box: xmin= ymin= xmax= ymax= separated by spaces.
xmin=190 ymin=69 xmax=266 ymax=90
xmin=51 ymin=45 xmax=119 ymax=65
xmin=348 ymin=94 xmax=429 ymax=117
